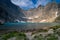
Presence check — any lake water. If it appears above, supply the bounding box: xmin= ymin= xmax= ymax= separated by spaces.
xmin=0 ymin=22 xmax=59 ymax=30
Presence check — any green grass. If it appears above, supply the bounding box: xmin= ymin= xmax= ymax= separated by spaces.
xmin=50 ymin=25 xmax=60 ymax=30
xmin=33 ymin=34 xmax=58 ymax=40
xmin=46 ymin=34 xmax=58 ymax=40
xmin=1 ymin=31 xmax=26 ymax=40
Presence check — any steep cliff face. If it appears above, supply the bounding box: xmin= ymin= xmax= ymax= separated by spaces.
xmin=54 ymin=4 xmax=60 ymax=22
xmin=22 ymin=2 xmax=58 ymax=22
xmin=43 ymin=2 xmax=58 ymax=22
xmin=0 ymin=0 xmax=27 ymax=23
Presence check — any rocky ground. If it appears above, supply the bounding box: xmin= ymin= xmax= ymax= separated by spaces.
xmin=0 ymin=25 xmax=60 ymax=40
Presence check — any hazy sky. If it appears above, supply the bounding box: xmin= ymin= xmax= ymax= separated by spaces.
xmin=11 ymin=0 xmax=60 ymax=10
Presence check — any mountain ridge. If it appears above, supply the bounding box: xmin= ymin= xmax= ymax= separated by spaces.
xmin=0 ymin=1 xmax=60 ymax=23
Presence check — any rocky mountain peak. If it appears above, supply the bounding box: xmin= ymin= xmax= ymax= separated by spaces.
xmin=21 ymin=2 xmax=58 ymax=22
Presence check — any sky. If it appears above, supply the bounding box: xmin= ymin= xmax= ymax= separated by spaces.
xmin=11 ymin=0 xmax=60 ymax=10
xmin=55 ymin=0 xmax=60 ymax=3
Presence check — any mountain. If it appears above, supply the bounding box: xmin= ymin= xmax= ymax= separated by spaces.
xmin=0 ymin=0 xmax=59 ymax=23
xmin=22 ymin=2 xmax=58 ymax=22
xmin=54 ymin=3 xmax=60 ymax=22
xmin=43 ymin=2 xmax=58 ymax=22
xmin=0 ymin=0 xmax=27 ymax=23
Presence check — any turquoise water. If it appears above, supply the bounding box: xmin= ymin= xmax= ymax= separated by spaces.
xmin=0 ymin=22 xmax=59 ymax=29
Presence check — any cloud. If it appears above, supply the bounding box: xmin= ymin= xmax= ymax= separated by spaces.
xmin=11 ymin=0 xmax=51 ymax=10
xmin=11 ymin=0 xmax=34 ymax=10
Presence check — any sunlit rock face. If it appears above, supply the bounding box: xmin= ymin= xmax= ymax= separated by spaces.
xmin=21 ymin=2 xmax=58 ymax=23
